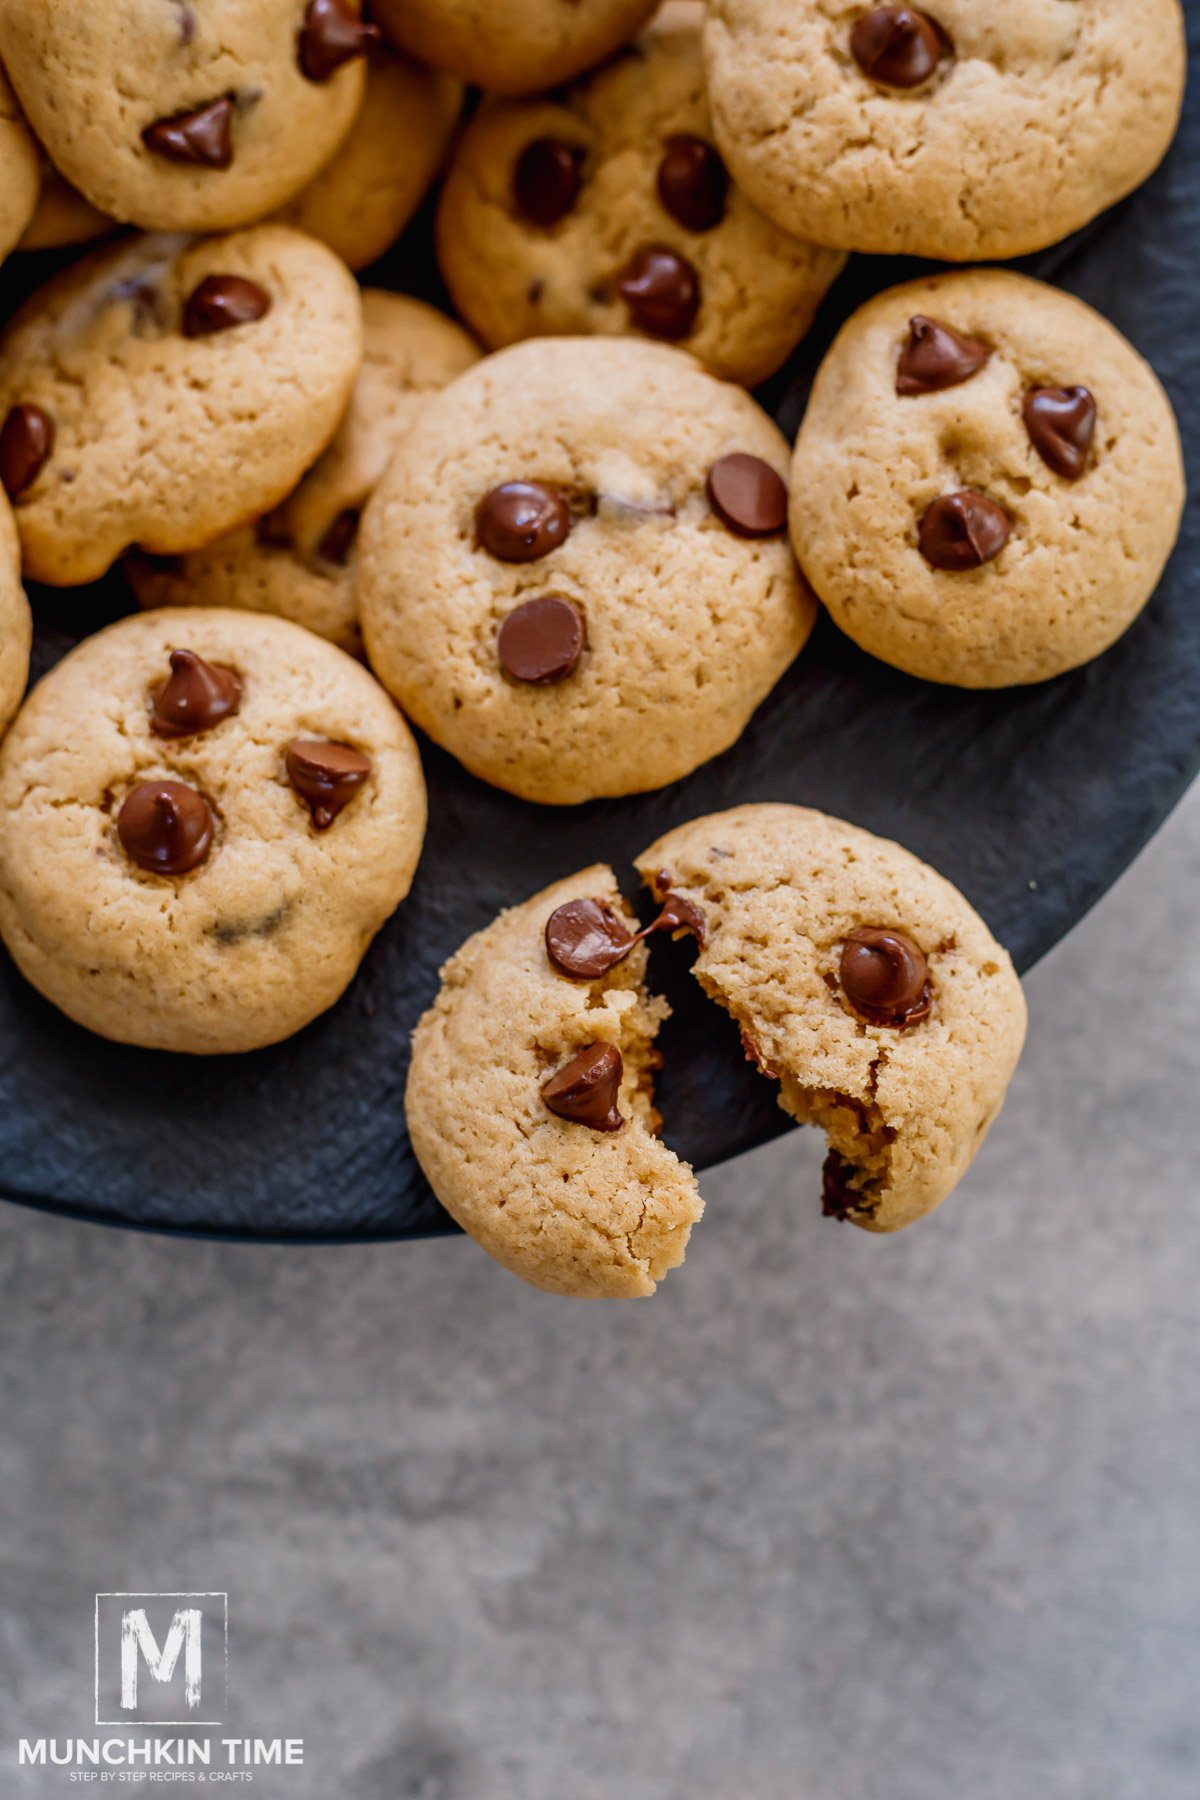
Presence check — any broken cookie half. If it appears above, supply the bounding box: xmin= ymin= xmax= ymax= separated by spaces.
xmin=636 ymin=804 xmax=1027 ymax=1233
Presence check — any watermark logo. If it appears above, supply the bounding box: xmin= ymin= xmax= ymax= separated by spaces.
xmin=94 ymin=1594 xmax=228 ymax=1726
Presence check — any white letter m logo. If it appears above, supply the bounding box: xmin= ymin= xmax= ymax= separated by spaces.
xmin=95 ymin=1593 xmax=228 ymax=1725
xmin=121 ymin=1606 xmax=202 ymax=1712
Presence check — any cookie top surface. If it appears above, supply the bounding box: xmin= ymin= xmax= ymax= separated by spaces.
xmin=358 ymin=335 xmax=815 ymax=805
xmin=128 ymin=292 xmax=481 ymax=651
xmin=637 ymin=804 xmax=1027 ymax=1233
xmin=0 ymin=491 xmax=30 ymax=736
xmin=0 ymin=607 xmax=425 ymax=1055
xmin=0 ymin=0 xmax=371 ymax=233
xmin=373 ymin=0 xmax=659 ymax=95
xmin=406 ymin=864 xmax=703 ymax=1297
xmin=435 ymin=1 xmax=845 ymax=386
xmin=0 ymin=62 xmax=39 ymax=260
xmin=0 ymin=225 xmax=363 ymax=586
xmin=704 ymin=0 xmax=1187 ymax=260
xmin=789 ymin=269 xmax=1186 ymax=688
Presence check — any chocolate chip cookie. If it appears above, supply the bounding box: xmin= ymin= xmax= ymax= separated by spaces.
xmin=0 ymin=62 xmax=39 ymax=262
xmin=789 ymin=270 xmax=1185 ymax=686
xmin=358 ymin=336 xmax=814 ymax=804
xmin=0 ymin=608 xmax=426 ymax=1054
xmin=372 ymin=0 xmax=659 ymax=96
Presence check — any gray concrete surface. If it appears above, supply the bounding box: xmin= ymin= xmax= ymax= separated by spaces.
xmin=2 ymin=787 xmax=1199 ymax=1800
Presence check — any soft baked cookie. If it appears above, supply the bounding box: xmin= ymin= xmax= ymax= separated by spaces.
xmin=435 ymin=2 xmax=845 ymax=386
xmin=704 ymin=0 xmax=1187 ymax=260
xmin=0 ymin=0 xmax=373 ymax=233
xmin=407 ymin=865 xmax=704 ymax=1296
xmin=17 ymin=162 xmax=112 ymax=254
xmin=275 ymin=47 xmax=461 ymax=272
xmin=0 ymin=63 xmax=39 ymax=262
xmin=0 ymin=607 xmax=425 ymax=1054
xmin=637 ymin=804 xmax=1027 ymax=1233
xmin=789 ymin=270 xmax=1185 ymax=687
xmin=373 ymin=0 xmax=658 ymax=96
xmin=0 ymin=491 xmax=31 ymax=736
xmin=359 ymin=336 xmax=815 ymax=804
xmin=0 ymin=225 xmax=363 ymax=587
xmin=128 ymin=293 xmax=479 ymax=652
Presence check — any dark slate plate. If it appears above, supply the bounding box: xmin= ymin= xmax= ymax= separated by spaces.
xmin=0 ymin=33 xmax=1196 ymax=1241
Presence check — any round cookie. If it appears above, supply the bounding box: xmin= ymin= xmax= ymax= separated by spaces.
xmin=789 ymin=269 xmax=1186 ymax=688
xmin=407 ymin=865 xmax=703 ymax=1297
xmin=0 ymin=491 xmax=31 ymax=735
xmin=703 ymin=0 xmax=1187 ymax=261
xmin=127 ymin=293 xmax=480 ymax=652
xmin=0 ymin=607 xmax=426 ymax=1054
xmin=636 ymin=804 xmax=1027 ymax=1233
xmin=0 ymin=0 xmax=372 ymax=233
xmin=373 ymin=0 xmax=658 ymax=96
xmin=0 ymin=63 xmax=39 ymax=261
xmin=359 ymin=336 xmax=815 ymax=805
xmin=275 ymin=47 xmax=461 ymax=272
xmin=0 ymin=225 xmax=363 ymax=588
xmin=17 ymin=162 xmax=112 ymax=254
xmin=436 ymin=1 xmax=845 ymax=387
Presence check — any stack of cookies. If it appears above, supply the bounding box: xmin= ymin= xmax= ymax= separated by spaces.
xmin=0 ymin=0 xmax=1186 ymax=1294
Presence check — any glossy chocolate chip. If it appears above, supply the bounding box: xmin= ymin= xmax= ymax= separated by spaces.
xmin=839 ymin=926 xmax=932 ymax=1027
xmin=545 ymin=898 xmax=636 ymax=979
xmin=617 ymin=246 xmax=700 ymax=341
xmin=182 ymin=274 xmax=271 ymax=338
xmin=1023 ymin=386 xmax=1097 ymax=481
xmin=706 ymin=454 xmax=788 ymax=537
xmin=850 ymin=7 xmax=945 ymax=87
xmin=657 ymin=135 xmax=728 ymax=232
xmin=151 ymin=649 xmax=242 ymax=739
xmin=118 ymin=780 xmax=214 ymax=875
xmin=541 ymin=1043 xmax=624 ymax=1132
xmin=285 ymin=739 xmax=371 ymax=829
xmin=142 ymin=97 xmax=235 ymax=168
xmin=317 ymin=508 xmax=360 ymax=566
xmin=497 ymin=595 xmax=584 ymax=685
xmin=513 ymin=138 xmax=584 ymax=227
xmin=298 ymin=0 xmax=380 ymax=82
xmin=896 ymin=315 xmax=988 ymax=396
xmin=476 ymin=481 xmax=570 ymax=563
xmin=653 ymin=891 xmax=706 ymax=946
xmin=0 ymin=403 xmax=53 ymax=499
xmin=918 ymin=490 xmax=1011 ymax=571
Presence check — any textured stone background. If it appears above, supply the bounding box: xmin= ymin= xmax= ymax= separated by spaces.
xmin=1 ymin=787 xmax=1198 ymax=1800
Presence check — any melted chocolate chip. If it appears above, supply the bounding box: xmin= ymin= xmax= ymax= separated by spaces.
xmin=706 ymin=454 xmax=788 ymax=537
xmin=545 ymin=898 xmax=636 ymax=979
xmin=918 ymin=491 xmax=1011 ymax=571
xmin=182 ymin=274 xmax=271 ymax=338
xmin=657 ymin=135 xmax=728 ymax=232
xmin=839 ymin=926 xmax=932 ymax=1027
xmin=1023 ymin=386 xmax=1097 ymax=481
xmin=541 ymin=1043 xmax=624 ymax=1132
xmin=821 ymin=1150 xmax=866 ymax=1221
xmin=617 ymin=246 xmax=700 ymax=340
xmin=513 ymin=138 xmax=584 ymax=227
xmin=118 ymin=780 xmax=214 ymax=875
xmin=317 ymin=508 xmax=360 ymax=566
xmin=0 ymin=403 xmax=53 ymax=499
xmin=497 ymin=595 xmax=584 ymax=685
xmin=285 ymin=739 xmax=371 ymax=829
xmin=142 ymin=97 xmax=235 ymax=168
xmin=151 ymin=649 xmax=242 ymax=739
xmin=654 ymin=891 xmax=707 ymax=945
xmin=298 ymin=0 xmax=380 ymax=82
xmin=896 ymin=315 xmax=988 ymax=396
xmin=850 ymin=7 xmax=946 ymax=88
xmin=476 ymin=482 xmax=570 ymax=563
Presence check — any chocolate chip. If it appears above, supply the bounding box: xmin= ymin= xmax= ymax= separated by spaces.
xmin=657 ymin=135 xmax=728 ymax=232
xmin=653 ymin=891 xmax=706 ymax=946
xmin=285 ymin=739 xmax=371 ymax=829
xmin=617 ymin=246 xmax=700 ymax=340
xmin=151 ymin=649 xmax=242 ymax=739
xmin=298 ymin=0 xmax=380 ymax=81
xmin=497 ymin=595 xmax=584 ymax=685
xmin=513 ymin=138 xmax=584 ymax=227
xmin=142 ymin=97 xmax=235 ymax=168
xmin=118 ymin=780 xmax=214 ymax=875
xmin=821 ymin=1150 xmax=865 ymax=1221
xmin=1023 ymin=386 xmax=1097 ymax=481
xmin=0 ymin=403 xmax=54 ymax=499
xmin=918 ymin=491 xmax=1011 ymax=571
xmin=839 ymin=926 xmax=932 ymax=1027
xmin=182 ymin=274 xmax=271 ymax=338
xmin=545 ymin=898 xmax=636 ymax=979
xmin=850 ymin=7 xmax=946 ymax=87
xmin=896 ymin=315 xmax=988 ymax=395
xmin=317 ymin=508 xmax=360 ymax=566
xmin=706 ymin=454 xmax=788 ymax=537
xmin=476 ymin=482 xmax=570 ymax=563
xmin=541 ymin=1043 xmax=624 ymax=1132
